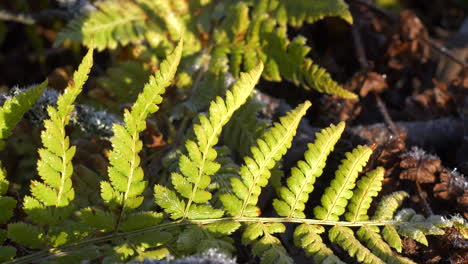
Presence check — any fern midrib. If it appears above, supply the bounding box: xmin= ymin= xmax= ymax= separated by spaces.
xmin=287 ymin=131 xmax=340 ymax=219
xmin=323 ymin=149 xmax=369 ymax=220
xmin=83 ymin=12 xmax=147 ymax=34
xmin=239 ymin=107 xmax=307 ymax=217
xmin=183 ymin=106 xmax=239 ymax=219
xmin=54 ymin=107 xmax=75 ymax=207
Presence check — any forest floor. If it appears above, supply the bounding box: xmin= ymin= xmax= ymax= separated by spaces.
xmin=0 ymin=0 xmax=467 ymax=263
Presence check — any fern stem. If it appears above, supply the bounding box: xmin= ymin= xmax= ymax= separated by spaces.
xmin=6 ymin=216 xmax=405 ymax=264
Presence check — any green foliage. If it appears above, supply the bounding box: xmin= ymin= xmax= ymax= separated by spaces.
xmin=273 ymin=122 xmax=345 ymax=218
xmin=0 ymin=81 xmax=47 ymax=150
xmin=329 ymin=226 xmax=384 ymax=264
xmin=294 ymin=224 xmax=344 ymax=263
xmin=1 ymin=24 xmax=453 ymax=264
xmin=23 ymin=47 xmax=93 ymax=226
xmin=56 ymin=0 xmax=357 ymax=99
xmin=221 ymin=101 xmax=311 ymax=217
xmin=345 ymin=167 xmax=385 ymax=222
xmin=314 ymin=145 xmax=373 ymax=221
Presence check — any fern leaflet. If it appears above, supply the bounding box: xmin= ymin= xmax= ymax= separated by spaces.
xmin=345 ymin=167 xmax=385 ymax=222
xmin=313 ymin=145 xmax=373 ymax=221
xmin=294 ymin=224 xmax=344 ymax=263
xmin=329 ymin=225 xmax=384 ymax=264
xmin=273 ymin=122 xmax=345 ymax=218
xmin=0 ymin=81 xmax=47 ymax=150
xmin=221 ymin=101 xmax=311 ymax=217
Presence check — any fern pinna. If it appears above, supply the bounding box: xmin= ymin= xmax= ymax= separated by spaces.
xmin=0 ymin=41 xmax=462 ymax=264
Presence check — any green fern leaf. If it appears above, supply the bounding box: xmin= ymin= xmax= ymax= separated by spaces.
xmin=357 ymin=225 xmax=416 ymax=264
xmin=0 ymin=197 xmax=16 ymax=224
xmin=154 ymin=185 xmax=186 ymax=220
xmin=294 ymin=224 xmax=344 ymax=263
xmin=79 ymin=208 xmax=117 ymax=232
xmin=345 ymin=167 xmax=385 ymax=222
xmin=0 ymin=246 xmax=16 ymax=262
xmin=157 ymin=63 xmax=264 ymax=220
xmin=7 ymin=222 xmax=46 ymax=249
xmin=244 ymin=223 xmax=293 ymax=264
xmin=24 ymin=47 xmax=93 ymax=227
xmin=273 ymin=122 xmax=345 ymax=218
xmin=0 ymin=81 xmax=47 ymax=150
xmin=102 ymin=39 xmax=182 ymax=219
xmin=258 ymin=25 xmax=357 ymax=99
xmin=274 ymin=0 xmax=353 ymax=27
xmin=221 ymin=101 xmax=311 ymax=217
xmin=373 ymin=191 xmax=409 ymax=221
xmin=382 ymin=225 xmax=403 ymax=253
xmin=329 ymin=225 xmax=384 ymax=264
xmin=56 ymin=0 xmax=148 ymax=51
xmin=314 ymin=145 xmax=373 ymax=221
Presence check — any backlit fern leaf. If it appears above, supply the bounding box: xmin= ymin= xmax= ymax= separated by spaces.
xmin=273 ymin=122 xmax=345 ymax=218
xmin=24 ymin=47 xmax=93 ymax=225
xmin=221 ymin=101 xmax=311 ymax=217
xmin=155 ymin=63 xmax=264 ymax=220
xmin=56 ymin=0 xmax=148 ymax=51
xmin=274 ymin=0 xmax=353 ymax=27
xmin=329 ymin=226 xmax=384 ymax=264
xmin=345 ymin=167 xmax=385 ymax=222
xmin=294 ymin=224 xmax=344 ymax=264
xmin=372 ymin=191 xmax=408 ymax=252
xmin=357 ymin=225 xmax=416 ymax=264
xmin=313 ymin=145 xmax=373 ymax=221
xmin=100 ymin=40 xmax=183 ymax=231
xmin=0 ymin=81 xmax=47 ymax=150
xmin=243 ymin=222 xmax=293 ymax=264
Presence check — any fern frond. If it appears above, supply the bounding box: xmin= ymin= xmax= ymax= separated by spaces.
xmin=24 ymin=47 xmax=93 ymax=226
xmin=0 ymin=81 xmax=47 ymax=150
xmin=274 ymin=0 xmax=353 ymax=27
xmin=101 ymin=40 xmax=182 ymax=226
xmin=273 ymin=122 xmax=345 ymax=218
xmin=56 ymin=0 xmax=148 ymax=51
xmin=156 ymin=63 xmax=264 ymax=220
xmin=329 ymin=226 xmax=384 ymax=264
xmin=345 ymin=167 xmax=385 ymax=222
xmin=294 ymin=224 xmax=344 ymax=264
xmin=314 ymin=145 xmax=373 ymax=221
xmin=357 ymin=225 xmax=416 ymax=264
xmin=221 ymin=101 xmax=311 ymax=217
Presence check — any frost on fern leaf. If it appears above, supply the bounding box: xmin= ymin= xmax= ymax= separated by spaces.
xmin=155 ymin=62 xmax=264 ymax=220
